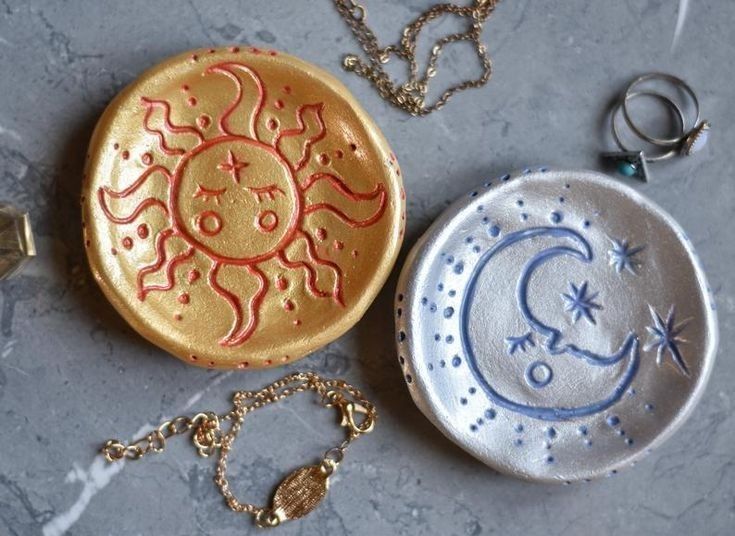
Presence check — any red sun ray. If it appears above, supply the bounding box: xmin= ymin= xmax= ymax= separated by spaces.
xmin=208 ymin=262 xmax=269 ymax=346
xmin=136 ymin=228 xmax=172 ymax=299
xmin=206 ymin=62 xmax=266 ymax=139
xmin=97 ymin=165 xmax=171 ymax=224
xmin=277 ymin=250 xmax=332 ymax=301
xmin=297 ymin=231 xmax=344 ymax=306
xmin=136 ymin=229 xmax=196 ymax=300
xmin=141 ymin=97 xmax=204 ymax=155
xmin=140 ymin=247 xmax=195 ymax=300
xmin=274 ymin=103 xmax=326 ymax=171
xmin=302 ymin=172 xmax=387 ymax=227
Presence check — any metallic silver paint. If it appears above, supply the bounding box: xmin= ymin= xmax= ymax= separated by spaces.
xmin=395 ymin=169 xmax=718 ymax=483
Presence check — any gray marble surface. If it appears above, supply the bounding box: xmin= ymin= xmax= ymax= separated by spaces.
xmin=0 ymin=1 xmax=733 ymax=535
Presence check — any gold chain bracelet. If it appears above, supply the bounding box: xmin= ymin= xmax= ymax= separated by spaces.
xmin=101 ymin=372 xmax=376 ymax=528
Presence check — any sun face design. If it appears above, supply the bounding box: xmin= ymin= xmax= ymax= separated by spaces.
xmin=86 ymin=49 xmax=402 ymax=366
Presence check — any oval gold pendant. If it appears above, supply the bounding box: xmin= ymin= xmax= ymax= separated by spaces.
xmin=272 ymin=465 xmax=329 ymax=521
xmin=82 ymin=47 xmax=405 ymax=369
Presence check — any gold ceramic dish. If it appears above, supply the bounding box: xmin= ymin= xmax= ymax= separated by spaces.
xmin=83 ymin=47 xmax=404 ymax=369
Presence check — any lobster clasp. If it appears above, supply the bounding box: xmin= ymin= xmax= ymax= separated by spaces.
xmin=337 ymin=399 xmax=375 ymax=435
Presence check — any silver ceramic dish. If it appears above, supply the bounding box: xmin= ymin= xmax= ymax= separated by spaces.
xmin=395 ymin=168 xmax=718 ymax=483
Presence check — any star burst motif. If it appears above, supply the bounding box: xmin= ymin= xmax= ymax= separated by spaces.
xmin=608 ymin=238 xmax=644 ymax=275
xmin=217 ymin=150 xmax=249 ymax=184
xmin=644 ymin=305 xmax=691 ymax=377
xmin=562 ymin=281 xmax=602 ymax=324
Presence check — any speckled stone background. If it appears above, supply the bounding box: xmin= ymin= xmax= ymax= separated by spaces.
xmin=0 ymin=1 xmax=733 ymax=535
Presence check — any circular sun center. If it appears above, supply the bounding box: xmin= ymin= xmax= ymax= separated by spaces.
xmin=171 ymin=137 xmax=301 ymax=264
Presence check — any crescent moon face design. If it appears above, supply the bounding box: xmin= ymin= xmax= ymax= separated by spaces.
xmin=395 ymin=169 xmax=718 ymax=482
xmin=460 ymin=226 xmax=640 ymax=421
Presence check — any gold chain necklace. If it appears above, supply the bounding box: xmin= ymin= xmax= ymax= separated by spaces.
xmin=101 ymin=372 xmax=376 ymax=528
xmin=334 ymin=0 xmax=501 ymax=116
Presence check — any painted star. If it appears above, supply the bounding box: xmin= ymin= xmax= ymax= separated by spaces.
xmin=217 ymin=150 xmax=249 ymax=184
xmin=562 ymin=281 xmax=602 ymax=325
xmin=505 ymin=332 xmax=535 ymax=355
xmin=608 ymin=238 xmax=645 ymax=275
xmin=644 ymin=305 xmax=691 ymax=377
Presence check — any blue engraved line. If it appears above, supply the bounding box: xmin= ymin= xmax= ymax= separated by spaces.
xmin=525 ymin=361 xmax=553 ymax=388
xmin=516 ymin=233 xmax=637 ymax=366
xmin=505 ymin=332 xmax=535 ymax=355
xmin=459 ymin=226 xmax=640 ymax=421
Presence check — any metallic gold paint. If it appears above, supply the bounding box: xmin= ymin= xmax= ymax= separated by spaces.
xmin=82 ymin=47 xmax=404 ymax=369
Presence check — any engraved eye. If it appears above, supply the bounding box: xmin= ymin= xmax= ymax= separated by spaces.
xmin=247 ymin=184 xmax=285 ymax=203
xmin=194 ymin=184 xmax=226 ymax=205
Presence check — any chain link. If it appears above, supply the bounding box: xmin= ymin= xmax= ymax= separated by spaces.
xmin=333 ymin=0 xmax=501 ymax=116
xmin=101 ymin=372 xmax=376 ymax=528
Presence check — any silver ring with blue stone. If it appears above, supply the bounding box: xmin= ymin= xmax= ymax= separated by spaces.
xmin=602 ymin=90 xmax=684 ymax=182
xmin=603 ymin=74 xmax=711 ymax=181
xmin=395 ymin=169 xmax=718 ymax=483
xmin=623 ymin=72 xmax=708 ymax=151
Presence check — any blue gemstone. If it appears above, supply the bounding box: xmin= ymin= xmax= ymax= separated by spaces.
xmin=617 ymin=161 xmax=637 ymax=177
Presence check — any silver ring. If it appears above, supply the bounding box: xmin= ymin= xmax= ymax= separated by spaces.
xmin=623 ymin=72 xmax=700 ymax=147
xmin=613 ymin=91 xmax=685 ymax=162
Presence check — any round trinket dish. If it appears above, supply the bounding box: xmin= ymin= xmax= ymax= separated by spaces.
xmin=395 ymin=168 xmax=717 ymax=482
xmin=83 ymin=47 xmax=405 ymax=369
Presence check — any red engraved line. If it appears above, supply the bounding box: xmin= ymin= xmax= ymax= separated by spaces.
xmin=98 ymin=166 xmax=171 ymax=223
xmin=206 ymin=62 xmax=266 ymax=139
xmin=196 ymin=211 xmax=223 ymax=236
xmin=102 ymin=166 xmax=172 ymax=198
xmin=194 ymin=184 xmax=226 ymax=205
xmin=257 ymin=210 xmax=279 ymax=233
xmin=168 ymin=136 xmax=303 ymax=267
xmin=302 ymin=172 xmax=384 ymax=201
xmin=141 ymin=97 xmax=204 ymax=155
xmin=302 ymin=176 xmax=387 ymax=228
xmin=274 ymin=103 xmax=326 ymax=171
xmin=298 ymin=231 xmax=344 ymax=306
xmin=209 ymin=262 xmax=269 ymax=346
xmin=247 ymin=184 xmax=285 ymax=202
xmin=277 ymin=251 xmax=331 ymax=300
xmin=98 ymin=189 xmax=168 ymax=224
xmin=139 ymin=246 xmax=196 ymax=300
xmin=136 ymin=229 xmax=173 ymax=300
